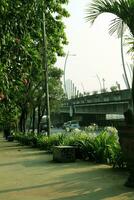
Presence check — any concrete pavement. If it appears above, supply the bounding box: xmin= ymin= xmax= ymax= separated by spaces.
xmin=0 ymin=134 xmax=134 ymax=200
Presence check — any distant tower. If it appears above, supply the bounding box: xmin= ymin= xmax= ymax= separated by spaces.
xmin=66 ymin=79 xmax=72 ymax=99
xmin=66 ymin=79 xmax=77 ymax=99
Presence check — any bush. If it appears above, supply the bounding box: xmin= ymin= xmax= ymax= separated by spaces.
xmin=37 ymin=133 xmax=66 ymax=151
xmin=92 ymin=131 xmax=118 ymax=163
xmin=37 ymin=135 xmax=49 ymax=150
xmin=14 ymin=132 xmax=38 ymax=146
xmin=14 ymin=127 xmax=126 ymax=168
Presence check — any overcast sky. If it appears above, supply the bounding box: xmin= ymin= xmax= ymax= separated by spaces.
xmin=56 ymin=0 xmax=131 ymax=93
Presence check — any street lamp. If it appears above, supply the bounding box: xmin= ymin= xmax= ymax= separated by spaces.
xmin=96 ymin=74 xmax=102 ymax=93
xmin=63 ymin=51 xmax=76 ymax=98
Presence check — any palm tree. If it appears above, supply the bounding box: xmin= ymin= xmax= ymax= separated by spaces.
xmin=120 ymin=22 xmax=130 ymax=89
xmin=86 ymin=0 xmax=134 ymax=110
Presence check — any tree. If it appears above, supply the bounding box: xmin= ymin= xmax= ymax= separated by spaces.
xmin=110 ymin=85 xmax=118 ymax=92
xmin=0 ymin=0 xmax=69 ymax=133
xmin=86 ymin=0 xmax=134 ymax=109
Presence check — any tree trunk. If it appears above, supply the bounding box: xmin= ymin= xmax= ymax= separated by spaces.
xmin=37 ymin=105 xmax=41 ymax=134
xmin=28 ymin=114 xmax=32 ymax=132
xmin=132 ymin=67 xmax=134 ymax=111
xmin=19 ymin=112 xmax=23 ymax=132
xmin=19 ymin=108 xmax=27 ymax=133
xmin=32 ymin=107 xmax=35 ymax=133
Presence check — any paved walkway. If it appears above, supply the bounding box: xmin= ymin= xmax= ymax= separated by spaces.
xmin=0 ymin=134 xmax=134 ymax=200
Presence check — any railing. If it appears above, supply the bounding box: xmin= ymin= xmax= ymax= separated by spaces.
xmin=63 ymin=89 xmax=131 ymax=105
xmin=60 ymin=89 xmax=132 ymax=115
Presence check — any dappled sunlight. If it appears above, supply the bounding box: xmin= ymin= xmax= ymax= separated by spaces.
xmin=0 ymin=135 xmax=133 ymax=200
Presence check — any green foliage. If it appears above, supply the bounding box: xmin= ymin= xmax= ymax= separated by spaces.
xmin=85 ymin=124 xmax=99 ymax=133
xmin=47 ymin=133 xmax=66 ymax=150
xmin=14 ymin=127 xmax=126 ymax=168
xmin=14 ymin=132 xmax=38 ymax=147
xmin=86 ymin=0 xmax=134 ymax=36
xmin=37 ymin=133 xmax=66 ymax=151
xmin=65 ymin=131 xmax=96 ymax=160
xmin=37 ymin=135 xmax=49 ymax=150
xmin=104 ymin=126 xmax=118 ymax=135
xmin=86 ymin=0 xmax=134 ymax=106
xmin=110 ymin=86 xmax=118 ymax=92
xmin=0 ymin=0 xmax=69 ymax=131
xmin=92 ymin=131 xmax=118 ymax=163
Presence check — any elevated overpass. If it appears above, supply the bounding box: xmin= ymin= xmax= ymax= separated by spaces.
xmin=52 ymin=89 xmax=132 ymax=126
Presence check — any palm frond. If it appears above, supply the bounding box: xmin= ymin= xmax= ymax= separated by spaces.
xmin=86 ymin=0 xmax=134 ymax=36
xmin=109 ymin=17 xmax=127 ymax=38
xmin=124 ymin=34 xmax=134 ymax=58
xmin=85 ymin=0 xmax=113 ymax=24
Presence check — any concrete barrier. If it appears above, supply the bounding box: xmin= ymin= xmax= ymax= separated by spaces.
xmin=53 ymin=146 xmax=76 ymax=162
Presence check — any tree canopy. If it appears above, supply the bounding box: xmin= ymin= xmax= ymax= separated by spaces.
xmin=0 ymin=0 xmax=69 ymax=132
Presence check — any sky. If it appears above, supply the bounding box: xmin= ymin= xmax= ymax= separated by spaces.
xmin=56 ymin=0 xmax=132 ymax=94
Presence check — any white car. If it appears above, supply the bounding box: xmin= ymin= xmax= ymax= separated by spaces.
xmin=63 ymin=121 xmax=80 ymax=131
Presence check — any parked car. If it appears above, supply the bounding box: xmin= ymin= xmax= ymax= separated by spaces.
xmin=63 ymin=120 xmax=80 ymax=132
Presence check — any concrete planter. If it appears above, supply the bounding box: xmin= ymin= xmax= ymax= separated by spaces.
xmin=118 ymin=125 xmax=134 ymax=187
xmin=4 ymin=128 xmax=11 ymax=140
xmin=7 ymin=135 xmax=14 ymax=142
xmin=53 ymin=146 xmax=76 ymax=163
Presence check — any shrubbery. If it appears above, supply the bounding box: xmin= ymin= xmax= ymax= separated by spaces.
xmin=14 ymin=127 xmax=126 ymax=168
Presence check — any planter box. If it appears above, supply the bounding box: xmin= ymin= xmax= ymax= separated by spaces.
xmin=53 ymin=146 xmax=76 ymax=163
xmin=7 ymin=135 xmax=14 ymax=142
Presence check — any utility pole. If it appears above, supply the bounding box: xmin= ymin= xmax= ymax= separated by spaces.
xmin=42 ymin=1 xmax=51 ymax=136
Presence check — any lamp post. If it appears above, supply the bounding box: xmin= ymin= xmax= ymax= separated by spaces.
xmin=63 ymin=51 xmax=76 ymax=98
xmin=42 ymin=0 xmax=51 ymax=136
xmin=96 ymin=74 xmax=102 ymax=93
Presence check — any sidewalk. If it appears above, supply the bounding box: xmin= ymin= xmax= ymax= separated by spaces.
xmin=0 ymin=134 xmax=134 ymax=200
